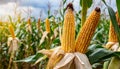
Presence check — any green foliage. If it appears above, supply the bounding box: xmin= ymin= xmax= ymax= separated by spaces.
xmin=87 ymin=45 xmax=120 ymax=64
xmin=116 ymin=0 xmax=120 ymax=17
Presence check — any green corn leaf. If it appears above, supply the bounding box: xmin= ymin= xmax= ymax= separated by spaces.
xmin=87 ymin=0 xmax=93 ymax=8
xmin=80 ymin=0 xmax=92 ymax=8
xmin=116 ymin=0 xmax=120 ymax=17
xmin=87 ymin=45 xmax=120 ymax=64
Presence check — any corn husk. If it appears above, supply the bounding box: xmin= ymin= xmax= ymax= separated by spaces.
xmin=105 ymin=42 xmax=120 ymax=69
xmin=7 ymin=37 xmax=19 ymax=54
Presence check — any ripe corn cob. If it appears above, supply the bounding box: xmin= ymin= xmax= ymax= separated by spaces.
xmin=47 ymin=3 xmax=75 ymax=69
xmin=75 ymin=7 xmax=101 ymax=53
xmin=108 ymin=12 xmax=120 ymax=42
xmin=61 ymin=3 xmax=75 ymax=53
xmin=108 ymin=22 xmax=118 ymax=42
xmin=45 ymin=18 xmax=50 ymax=33
xmin=27 ymin=18 xmax=32 ymax=34
xmin=9 ymin=25 xmax=15 ymax=38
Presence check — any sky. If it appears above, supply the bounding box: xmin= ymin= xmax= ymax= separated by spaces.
xmin=0 ymin=0 xmax=117 ymax=21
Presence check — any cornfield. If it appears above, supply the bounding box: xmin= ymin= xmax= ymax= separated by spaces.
xmin=0 ymin=0 xmax=120 ymax=69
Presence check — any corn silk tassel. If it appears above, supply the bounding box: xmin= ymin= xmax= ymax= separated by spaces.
xmin=104 ymin=12 xmax=120 ymax=69
xmin=75 ymin=7 xmax=101 ymax=53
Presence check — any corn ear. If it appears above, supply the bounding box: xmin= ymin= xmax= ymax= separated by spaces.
xmin=9 ymin=25 xmax=15 ymax=38
xmin=27 ymin=18 xmax=31 ymax=25
xmin=61 ymin=3 xmax=75 ymax=53
xmin=75 ymin=7 xmax=101 ymax=53
xmin=108 ymin=22 xmax=118 ymax=42
xmin=45 ymin=18 xmax=50 ymax=33
xmin=27 ymin=18 xmax=32 ymax=33
xmin=108 ymin=12 xmax=120 ymax=42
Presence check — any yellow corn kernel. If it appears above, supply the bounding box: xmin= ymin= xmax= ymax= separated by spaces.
xmin=75 ymin=7 xmax=101 ymax=53
xmin=9 ymin=25 xmax=15 ymax=38
xmin=61 ymin=3 xmax=75 ymax=53
xmin=45 ymin=18 xmax=50 ymax=33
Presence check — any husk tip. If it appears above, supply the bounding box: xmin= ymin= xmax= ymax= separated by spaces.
xmin=66 ymin=3 xmax=74 ymax=11
xmin=95 ymin=7 xmax=100 ymax=12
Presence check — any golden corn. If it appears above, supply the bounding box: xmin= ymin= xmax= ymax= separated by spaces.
xmin=61 ymin=3 xmax=75 ymax=53
xmin=108 ymin=12 xmax=120 ymax=42
xmin=75 ymin=7 xmax=101 ymax=53
xmin=108 ymin=22 xmax=118 ymax=42
xmin=27 ymin=18 xmax=31 ymax=25
xmin=9 ymin=25 xmax=15 ymax=38
xmin=27 ymin=18 xmax=32 ymax=34
xmin=45 ymin=18 xmax=50 ymax=33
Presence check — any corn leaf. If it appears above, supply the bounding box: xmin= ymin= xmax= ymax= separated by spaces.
xmin=116 ymin=0 xmax=120 ymax=17
xmin=87 ymin=45 xmax=120 ymax=64
xmin=80 ymin=0 xmax=92 ymax=8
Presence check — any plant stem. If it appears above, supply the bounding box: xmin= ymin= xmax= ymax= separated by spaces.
xmin=81 ymin=0 xmax=87 ymax=26
xmin=103 ymin=61 xmax=109 ymax=69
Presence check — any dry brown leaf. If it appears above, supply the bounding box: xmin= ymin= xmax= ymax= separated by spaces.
xmin=40 ymin=31 xmax=49 ymax=45
xmin=7 ymin=37 xmax=19 ymax=54
xmin=54 ymin=52 xmax=92 ymax=69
